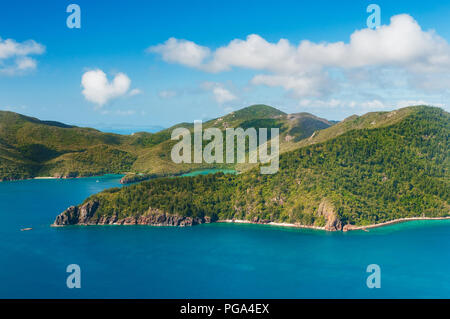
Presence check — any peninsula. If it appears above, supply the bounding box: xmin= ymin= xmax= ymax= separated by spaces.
xmin=52 ymin=105 xmax=449 ymax=231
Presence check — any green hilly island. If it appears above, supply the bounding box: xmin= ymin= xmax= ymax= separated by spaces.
xmin=0 ymin=104 xmax=331 ymax=181
xmin=51 ymin=105 xmax=450 ymax=230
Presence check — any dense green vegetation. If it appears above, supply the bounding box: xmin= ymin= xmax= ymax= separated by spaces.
xmin=77 ymin=106 xmax=449 ymax=227
xmin=0 ymin=105 xmax=332 ymax=180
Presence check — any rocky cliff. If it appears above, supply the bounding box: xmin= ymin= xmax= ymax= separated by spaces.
xmin=52 ymin=198 xmax=346 ymax=231
xmin=317 ymin=200 xmax=343 ymax=231
xmin=52 ymin=200 xmax=211 ymax=227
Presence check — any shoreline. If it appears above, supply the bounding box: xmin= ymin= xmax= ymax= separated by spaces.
xmin=51 ymin=216 xmax=450 ymax=231
xmin=0 ymin=174 xmax=125 ymax=182
xmin=217 ymin=219 xmax=326 ymax=230
xmin=2 ymin=169 xmax=235 ymax=183
xmin=342 ymin=216 xmax=450 ymax=231
xmin=217 ymin=217 xmax=450 ymax=232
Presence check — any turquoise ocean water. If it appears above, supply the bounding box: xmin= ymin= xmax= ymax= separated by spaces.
xmin=1 ymin=174 xmax=449 ymax=298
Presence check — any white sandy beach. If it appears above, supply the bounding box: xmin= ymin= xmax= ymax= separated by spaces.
xmin=218 ymin=216 xmax=450 ymax=232
xmin=343 ymin=216 xmax=450 ymax=231
xmin=217 ymin=219 xmax=326 ymax=230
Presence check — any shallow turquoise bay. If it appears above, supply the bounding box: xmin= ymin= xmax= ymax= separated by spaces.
xmin=1 ymin=175 xmax=449 ymax=298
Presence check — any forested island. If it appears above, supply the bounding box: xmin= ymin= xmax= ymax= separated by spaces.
xmin=52 ymin=105 xmax=449 ymax=231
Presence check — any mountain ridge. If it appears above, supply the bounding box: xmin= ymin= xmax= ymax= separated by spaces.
xmin=0 ymin=104 xmax=333 ymax=180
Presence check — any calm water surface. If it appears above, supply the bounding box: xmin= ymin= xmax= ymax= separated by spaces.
xmin=1 ymin=175 xmax=449 ymax=298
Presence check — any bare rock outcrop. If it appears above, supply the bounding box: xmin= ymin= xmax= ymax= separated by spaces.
xmin=52 ymin=201 xmax=211 ymax=227
xmin=53 ymin=201 xmax=99 ymax=225
xmin=317 ymin=200 xmax=343 ymax=231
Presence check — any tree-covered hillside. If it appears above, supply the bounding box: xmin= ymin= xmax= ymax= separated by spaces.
xmin=54 ymin=106 xmax=449 ymax=229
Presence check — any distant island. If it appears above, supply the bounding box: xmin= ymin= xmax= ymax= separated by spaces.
xmin=0 ymin=104 xmax=330 ymax=181
xmin=49 ymin=105 xmax=449 ymax=231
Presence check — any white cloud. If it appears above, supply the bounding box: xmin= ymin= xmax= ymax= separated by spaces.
xmin=202 ymin=82 xmax=237 ymax=104
xmin=212 ymin=86 xmax=237 ymax=104
xmin=359 ymin=100 xmax=390 ymax=110
xmin=0 ymin=38 xmax=45 ymax=59
xmin=15 ymin=57 xmax=37 ymax=70
xmin=129 ymin=88 xmax=142 ymax=96
xmin=149 ymin=14 xmax=450 ymax=98
xmin=0 ymin=37 xmax=45 ymax=74
xmin=206 ymin=35 xmax=297 ymax=73
xmin=289 ymin=14 xmax=449 ymax=72
xmin=81 ymin=69 xmax=132 ymax=107
xmin=299 ymin=99 xmax=346 ymax=108
xmin=147 ymin=37 xmax=211 ymax=68
xmin=252 ymin=73 xmax=330 ymax=97
xmin=299 ymin=98 xmax=443 ymax=111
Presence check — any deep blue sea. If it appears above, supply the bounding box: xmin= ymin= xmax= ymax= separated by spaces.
xmin=1 ymin=174 xmax=450 ymax=298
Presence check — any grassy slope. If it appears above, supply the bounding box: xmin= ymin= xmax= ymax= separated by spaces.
xmin=0 ymin=104 xmax=334 ymax=180
xmin=0 ymin=111 xmax=138 ymax=179
xmin=75 ymin=106 xmax=449 ymax=228
xmin=131 ymin=104 xmax=291 ymax=174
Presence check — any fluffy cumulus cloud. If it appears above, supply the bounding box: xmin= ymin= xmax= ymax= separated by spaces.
xmin=0 ymin=37 xmax=45 ymax=74
xmin=202 ymin=82 xmax=237 ymax=104
xmin=148 ymin=14 xmax=450 ymax=102
xmin=147 ymin=38 xmax=211 ymax=68
xmin=81 ymin=69 xmax=137 ymax=107
xmin=251 ymin=73 xmax=331 ymax=97
xmin=212 ymin=86 xmax=237 ymax=104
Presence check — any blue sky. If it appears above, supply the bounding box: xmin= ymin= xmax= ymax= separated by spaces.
xmin=0 ymin=0 xmax=449 ymax=129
